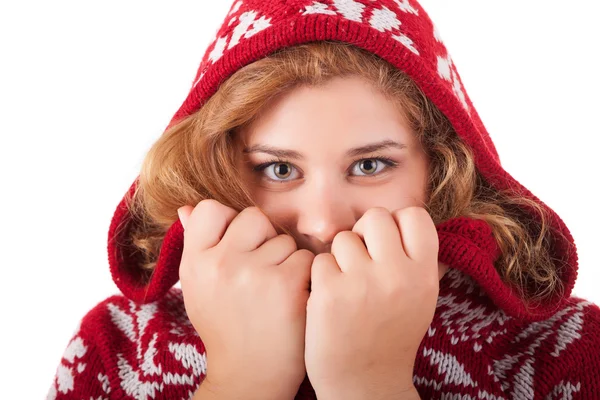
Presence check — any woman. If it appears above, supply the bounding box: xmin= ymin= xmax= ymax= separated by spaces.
xmin=48 ymin=1 xmax=600 ymax=399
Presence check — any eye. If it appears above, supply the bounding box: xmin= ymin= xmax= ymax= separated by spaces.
xmin=256 ymin=161 xmax=300 ymax=182
xmin=253 ymin=156 xmax=398 ymax=183
xmin=350 ymin=158 xmax=396 ymax=176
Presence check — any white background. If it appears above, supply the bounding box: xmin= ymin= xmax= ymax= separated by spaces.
xmin=1 ymin=1 xmax=598 ymax=397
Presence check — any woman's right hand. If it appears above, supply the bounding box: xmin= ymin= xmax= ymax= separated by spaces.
xmin=178 ymin=200 xmax=314 ymax=400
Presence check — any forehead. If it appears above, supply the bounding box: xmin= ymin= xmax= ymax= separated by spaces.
xmin=237 ymin=76 xmax=415 ymax=150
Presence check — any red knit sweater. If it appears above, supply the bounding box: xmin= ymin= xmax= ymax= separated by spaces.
xmin=47 ymin=217 xmax=600 ymax=399
xmin=48 ymin=1 xmax=600 ymax=398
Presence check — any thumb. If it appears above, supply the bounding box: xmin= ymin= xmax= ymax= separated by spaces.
xmin=177 ymin=205 xmax=194 ymax=230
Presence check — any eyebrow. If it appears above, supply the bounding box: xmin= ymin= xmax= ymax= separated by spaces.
xmin=243 ymin=139 xmax=408 ymax=160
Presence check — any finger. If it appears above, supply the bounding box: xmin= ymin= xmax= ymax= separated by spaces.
xmin=330 ymin=231 xmax=370 ymax=272
xmin=253 ymin=234 xmax=298 ymax=265
xmin=274 ymin=249 xmax=312 ymax=295
xmin=220 ymin=206 xmax=278 ymax=252
xmin=310 ymin=253 xmax=341 ymax=291
xmin=352 ymin=207 xmax=405 ymax=263
xmin=184 ymin=199 xmax=239 ymax=251
xmin=281 ymin=249 xmax=314 ymax=291
xmin=392 ymin=207 xmax=439 ymax=265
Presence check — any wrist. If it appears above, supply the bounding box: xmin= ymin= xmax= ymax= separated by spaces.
xmin=195 ymin=374 xmax=299 ymax=400
xmin=315 ymin=379 xmax=419 ymax=400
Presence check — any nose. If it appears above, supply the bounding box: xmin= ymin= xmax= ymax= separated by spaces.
xmin=295 ymin=183 xmax=356 ymax=246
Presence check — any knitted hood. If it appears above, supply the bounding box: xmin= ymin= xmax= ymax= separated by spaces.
xmin=107 ymin=0 xmax=578 ymax=322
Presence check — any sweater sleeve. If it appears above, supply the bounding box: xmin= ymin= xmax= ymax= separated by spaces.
xmin=46 ymin=322 xmax=111 ymax=399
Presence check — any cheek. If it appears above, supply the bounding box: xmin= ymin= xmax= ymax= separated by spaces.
xmin=358 ymin=176 xmax=429 ymax=211
xmin=393 ymin=157 xmax=430 ymax=207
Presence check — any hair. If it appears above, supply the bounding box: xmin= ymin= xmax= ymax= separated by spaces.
xmin=125 ymin=40 xmax=566 ymax=305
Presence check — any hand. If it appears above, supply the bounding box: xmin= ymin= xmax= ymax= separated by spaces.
xmin=178 ymin=200 xmax=314 ymax=400
xmin=304 ymin=206 xmax=441 ymax=400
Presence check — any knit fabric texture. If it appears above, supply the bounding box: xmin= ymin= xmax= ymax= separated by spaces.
xmin=48 ymin=0 xmax=600 ymax=398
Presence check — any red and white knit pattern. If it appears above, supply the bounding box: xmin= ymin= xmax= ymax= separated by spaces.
xmin=47 ymin=269 xmax=600 ymax=400
xmin=56 ymin=0 xmax=599 ymax=398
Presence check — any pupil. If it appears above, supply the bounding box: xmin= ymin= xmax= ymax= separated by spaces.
xmin=361 ymin=160 xmax=376 ymax=174
xmin=276 ymin=163 xmax=290 ymax=178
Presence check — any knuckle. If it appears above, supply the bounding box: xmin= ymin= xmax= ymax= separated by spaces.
xmin=313 ymin=252 xmax=329 ymax=263
xmin=331 ymin=230 xmax=359 ymax=254
xmin=195 ymin=198 xmax=223 ymax=214
xmin=240 ymin=206 xmax=271 ymax=228
xmin=332 ymin=230 xmax=354 ymax=244
xmin=364 ymin=206 xmax=390 ymax=220
xmin=396 ymin=205 xmax=426 ymax=219
xmin=236 ymin=255 xmax=270 ymax=281
xmin=290 ymin=248 xmax=315 ymax=267
xmin=313 ymin=252 xmax=335 ymax=269
xmin=358 ymin=207 xmax=391 ymax=229
xmin=196 ymin=199 xmax=238 ymax=221
xmin=233 ymin=264 xmax=253 ymax=286
xmin=240 ymin=206 xmax=265 ymax=219
xmin=380 ymin=279 xmax=407 ymax=301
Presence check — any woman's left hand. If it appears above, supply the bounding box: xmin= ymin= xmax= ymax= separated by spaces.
xmin=305 ymin=206 xmax=443 ymax=400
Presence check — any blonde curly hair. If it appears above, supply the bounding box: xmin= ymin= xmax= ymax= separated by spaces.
xmin=124 ymin=41 xmax=566 ymax=305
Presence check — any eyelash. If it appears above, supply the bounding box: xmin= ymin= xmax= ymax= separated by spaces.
xmin=252 ymin=156 xmax=399 ymax=183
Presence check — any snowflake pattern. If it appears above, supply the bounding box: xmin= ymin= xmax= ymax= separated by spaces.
xmin=301 ymin=0 xmax=419 ymax=55
xmin=47 ymin=323 xmax=92 ymax=400
xmin=193 ymin=0 xmax=272 ymax=88
xmin=492 ymin=300 xmax=592 ymax=398
xmin=432 ymin=23 xmax=470 ymax=113
xmin=108 ymin=298 xmax=207 ymax=399
xmin=48 ymin=280 xmax=594 ymax=399
xmin=193 ymin=0 xmax=427 ymax=89
xmin=186 ymin=0 xmax=474 ymax=119
xmin=411 ymin=270 xmax=590 ymax=397
xmin=48 ymin=0 xmax=599 ymax=396
xmin=433 ymin=269 xmax=512 ymax=351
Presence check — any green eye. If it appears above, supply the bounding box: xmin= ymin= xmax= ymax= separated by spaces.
xmin=253 ymin=156 xmax=398 ymax=183
xmin=253 ymin=161 xmax=298 ymax=181
xmin=358 ymin=159 xmax=378 ymax=175
xmin=352 ymin=158 xmax=392 ymax=176
xmin=272 ymin=163 xmax=292 ymax=179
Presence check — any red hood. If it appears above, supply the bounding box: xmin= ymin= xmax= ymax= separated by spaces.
xmin=107 ymin=0 xmax=578 ymax=323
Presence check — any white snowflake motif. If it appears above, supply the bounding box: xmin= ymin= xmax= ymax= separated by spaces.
xmin=432 ymin=25 xmax=470 ymax=113
xmin=393 ymin=0 xmax=418 ymax=15
xmin=414 ymin=347 xmax=508 ymax=399
xmin=546 ymin=380 xmax=582 ymax=399
xmin=47 ymin=323 xmax=90 ymax=400
xmin=193 ymin=1 xmax=272 ymax=88
xmin=108 ymin=300 xmax=207 ymax=400
xmin=301 ymin=0 xmax=420 ymax=55
xmin=422 ymin=347 xmax=479 ymax=388
xmin=433 ymin=269 xmax=511 ymax=351
xmin=491 ymin=300 xmax=590 ymax=397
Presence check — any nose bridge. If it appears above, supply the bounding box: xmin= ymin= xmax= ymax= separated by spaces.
xmin=296 ymin=174 xmax=355 ymax=244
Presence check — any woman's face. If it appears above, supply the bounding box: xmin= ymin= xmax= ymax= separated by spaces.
xmin=235 ymin=75 xmax=430 ymax=255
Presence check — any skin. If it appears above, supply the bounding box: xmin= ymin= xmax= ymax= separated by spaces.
xmin=180 ymin=75 xmax=449 ymax=399
xmin=235 ymin=75 xmax=432 ymax=255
